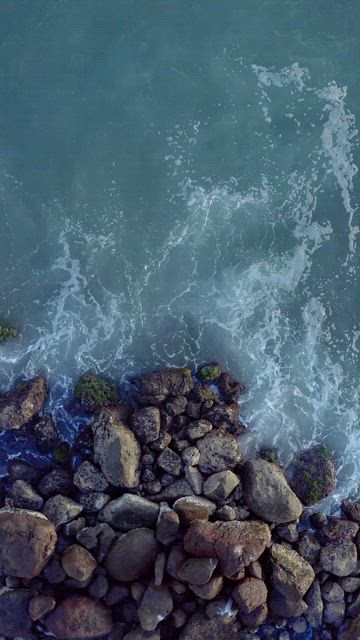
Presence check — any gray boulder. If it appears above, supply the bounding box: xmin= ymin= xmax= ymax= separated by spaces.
xmin=197 ymin=431 xmax=241 ymax=474
xmin=100 ymin=494 xmax=159 ymax=530
xmin=133 ymin=367 xmax=194 ymax=397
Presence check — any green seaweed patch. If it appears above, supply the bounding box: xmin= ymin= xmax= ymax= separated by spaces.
xmin=291 ymin=444 xmax=335 ymax=506
xmin=74 ymin=373 xmax=119 ymax=411
xmin=53 ymin=442 xmax=72 ymax=468
xmin=198 ymin=364 xmax=222 ymax=382
xmin=0 ymin=326 xmax=17 ymax=342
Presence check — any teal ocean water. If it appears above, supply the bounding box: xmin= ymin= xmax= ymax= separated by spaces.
xmin=0 ymin=1 xmax=359 ymax=503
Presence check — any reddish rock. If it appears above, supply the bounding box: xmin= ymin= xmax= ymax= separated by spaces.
xmin=0 ymin=376 xmax=48 ymax=431
xmin=45 ymin=596 xmax=112 ymax=639
xmin=232 ymin=577 xmax=267 ymax=614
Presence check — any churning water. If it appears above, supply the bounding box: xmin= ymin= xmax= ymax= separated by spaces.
xmin=0 ymin=1 xmax=359 ymax=504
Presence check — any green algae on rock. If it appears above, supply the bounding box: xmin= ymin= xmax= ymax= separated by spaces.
xmin=290 ymin=444 xmax=336 ymax=506
xmin=197 ymin=364 xmax=222 ymax=382
xmin=74 ymin=374 xmax=119 ymax=412
xmin=0 ymin=325 xmax=17 ymax=342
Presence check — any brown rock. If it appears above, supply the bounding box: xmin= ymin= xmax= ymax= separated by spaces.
xmin=184 ymin=465 xmax=203 ymax=495
xmin=270 ymin=543 xmax=315 ymax=600
xmin=203 ymin=470 xmax=239 ymax=501
xmin=105 ymin=528 xmax=158 ymax=582
xmin=179 ymin=612 xmax=241 ymax=640
xmin=240 ymin=603 xmax=268 ymax=627
xmin=189 ymin=575 xmax=224 ymax=600
xmin=45 ymin=596 xmax=112 ymax=639
xmin=0 ymin=508 xmax=57 ymax=578
xmin=297 ymin=532 xmax=321 ymax=564
xmin=0 ymin=588 xmax=34 ymax=637
xmin=318 ymin=518 xmax=359 ymax=543
xmin=0 ymin=376 xmax=48 ymax=431
xmin=134 ymin=367 xmax=194 ymax=397
xmin=177 ymin=557 xmax=218 ymax=584
xmin=131 ymin=407 xmax=161 ymax=443
xmin=61 ymin=544 xmax=97 ymax=581
xmin=232 ymin=577 xmax=267 ymax=613
xmin=154 ymin=552 xmax=166 ymax=586
xmin=342 ymin=500 xmax=360 ymax=523
xmin=138 ymin=584 xmax=173 ymax=631
xmin=173 ymin=496 xmax=216 ymax=524
xmin=197 ymin=431 xmax=241 ymax=474
xmin=29 ymin=594 xmax=56 ymax=621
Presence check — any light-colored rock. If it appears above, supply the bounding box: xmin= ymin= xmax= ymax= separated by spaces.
xmin=61 ymin=544 xmax=97 ymax=582
xmin=173 ymin=496 xmax=216 ymax=524
xmin=43 ymin=494 xmax=83 ymax=529
xmin=131 ymin=407 xmax=161 ymax=443
xmin=138 ymin=584 xmax=173 ymax=632
xmin=320 ymin=541 xmax=358 ymax=576
xmin=0 ymin=376 xmax=48 ymax=431
xmin=189 ymin=576 xmax=224 ymax=600
xmin=232 ymin=578 xmax=267 ymax=614
xmin=305 ymin=579 xmax=323 ymax=628
xmin=270 ymin=543 xmax=315 ymax=600
xmin=29 ymin=594 xmax=56 ymax=621
xmin=197 ymin=431 xmax=241 ymax=474
xmin=203 ymin=470 xmax=239 ymax=501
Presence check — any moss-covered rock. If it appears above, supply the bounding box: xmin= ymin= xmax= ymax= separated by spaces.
xmin=289 ymin=445 xmax=336 ymax=506
xmin=74 ymin=374 xmax=119 ymax=412
xmin=0 ymin=325 xmax=17 ymax=342
xmin=197 ymin=364 xmax=222 ymax=382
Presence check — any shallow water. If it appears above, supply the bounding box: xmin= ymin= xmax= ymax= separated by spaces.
xmin=0 ymin=1 xmax=359 ymax=503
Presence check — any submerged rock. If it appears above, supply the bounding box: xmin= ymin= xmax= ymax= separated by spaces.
xmin=45 ymin=596 xmax=113 ymax=639
xmin=0 ymin=375 xmax=48 ymax=431
xmin=74 ymin=373 xmax=119 ymax=411
xmin=289 ymin=445 xmax=336 ymax=505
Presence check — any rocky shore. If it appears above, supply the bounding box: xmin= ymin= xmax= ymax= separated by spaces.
xmin=0 ymin=365 xmax=359 ymax=640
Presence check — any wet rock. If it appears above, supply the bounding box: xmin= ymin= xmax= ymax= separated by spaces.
xmin=187 ymin=419 xmax=213 ymax=441
xmin=342 ymin=500 xmax=360 ymax=523
xmin=79 ymin=491 xmax=110 ymax=512
xmin=45 ymin=596 xmax=113 ymax=639
xmin=179 ymin=612 xmax=241 ymax=640
xmin=298 ymin=532 xmax=321 ymax=564
xmin=232 ymin=578 xmax=267 ymax=614
xmin=92 ymin=407 xmax=141 ymax=488
xmin=38 ymin=467 xmax=74 ymax=497
xmin=203 ymin=404 xmax=240 ymax=428
xmin=74 ymin=373 xmax=119 ymax=411
xmin=105 ymin=528 xmax=158 ymax=582
xmin=0 ymin=508 xmax=57 ymax=578
xmin=198 ymin=364 xmax=222 ymax=382
xmin=181 ymin=446 xmax=200 ymax=466
xmin=218 ymin=372 xmax=244 ymax=403
xmin=100 ymin=493 xmax=159 ymax=530
xmin=243 ymin=459 xmax=303 ymax=524
xmin=157 ymin=447 xmax=182 ymax=476
xmin=73 ymin=461 xmax=109 ymax=493
xmin=203 ymin=470 xmax=239 ymax=501
xmin=197 ymin=431 xmax=241 ymax=474
xmin=269 ymin=589 xmax=308 ymax=618
xmin=33 ymin=413 xmax=60 ymax=452
xmin=0 ymin=588 xmax=34 ymax=637
xmin=270 ymin=543 xmax=315 ymax=600
xmin=184 ymin=519 xmax=271 ymax=579
xmin=189 ymin=575 xmax=224 ymax=600
xmin=320 ymin=542 xmax=358 ymax=576
xmin=305 ymin=579 xmax=323 ymax=628
xmin=43 ymin=494 xmax=83 ymax=529
xmin=61 ymin=544 xmax=97 ymax=581
xmin=29 ymin=594 xmax=56 ymax=620
xmin=173 ymin=496 xmax=216 ymax=524
xmin=166 ymin=396 xmax=188 ymax=416
xmin=138 ymin=584 xmax=173 ymax=631
xmin=317 ymin=518 xmax=359 ymax=543
xmin=151 ymin=479 xmax=194 ymax=502
xmin=177 ymin=557 xmax=218 ymax=584
xmin=289 ymin=445 xmax=336 ymax=505
xmin=8 ymin=459 xmax=40 ymax=483
xmin=156 ymin=503 xmax=180 ymax=545
xmin=184 ymin=465 xmax=203 ymax=495
xmin=9 ymin=479 xmax=43 ymax=510
xmin=0 ymin=375 xmax=48 ymax=431
xmin=134 ymin=367 xmax=194 ymax=397
xmin=132 ymin=407 xmax=161 ymax=443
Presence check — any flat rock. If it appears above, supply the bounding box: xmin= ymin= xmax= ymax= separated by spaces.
xmin=243 ymin=459 xmax=303 ymax=524
xmin=320 ymin=541 xmax=358 ymax=576
xmin=138 ymin=584 xmax=173 ymax=631
xmin=92 ymin=408 xmax=141 ymax=488
xmin=0 ymin=508 xmax=57 ymax=578
xmin=105 ymin=528 xmax=159 ymax=582
xmin=203 ymin=470 xmax=239 ymax=501
xmin=43 ymin=494 xmax=83 ymax=529
xmin=197 ymin=431 xmax=241 ymax=474
xmin=177 ymin=557 xmax=218 ymax=584
xmin=184 ymin=519 xmax=271 ymax=579
xmin=173 ymin=496 xmax=216 ymax=524
xmin=100 ymin=494 xmax=159 ymax=530
xmin=61 ymin=544 xmax=97 ymax=581
xmin=151 ymin=479 xmax=194 ymax=502
xmin=73 ymin=461 xmax=109 ymax=493
xmin=0 ymin=375 xmax=48 ymax=431
xmin=270 ymin=543 xmax=315 ymax=600
xmin=131 ymin=407 xmax=161 ymax=443
xmin=45 ymin=596 xmax=113 ymax=639
xmin=133 ymin=367 xmax=194 ymax=397
xmin=0 ymin=588 xmax=34 ymax=638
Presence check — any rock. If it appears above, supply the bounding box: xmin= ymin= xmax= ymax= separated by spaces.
xmin=240 ymin=603 xmax=268 ymax=627
xmin=0 ymin=375 xmax=48 ymax=431
xmin=232 ymin=578 xmax=267 ymax=614
xmin=218 ymin=371 xmax=244 ymax=403
xmin=133 ymin=367 xmax=194 ymax=397
xmin=104 ymin=584 xmax=130 ymax=606
xmin=198 ymin=364 xmax=222 ymax=382
xmin=154 ymin=552 xmax=166 ymax=585
xmin=38 ymin=467 xmax=74 ymax=497
xmin=73 ymin=461 xmax=109 ymax=493
xmin=348 ymin=593 xmax=360 ymax=618
xmin=203 ymin=404 xmax=240 ymax=428
xmin=339 ymin=615 xmax=360 ymax=640
xmin=92 ymin=408 xmax=141 ymax=488
xmin=151 ymin=479 xmax=194 ymax=502
xmin=342 ymin=500 xmax=360 ymax=523
xmin=61 ymin=544 xmax=97 ymax=581
xmin=9 ymin=479 xmax=43 ymax=510
xmin=138 ymin=584 xmax=173 ymax=631
xmin=132 ymin=407 xmax=161 ymax=443
xmin=181 ymin=447 xmax=200 ymax=466
xmin=187 ymin=420 xmax=213 ymax=440
xmin=323 ymin=600 xmax=345 ymax=626
xmin=318 ymin=518 xmax=359 ymax=543
xmin=177 ymin=557 xmax=218 ymax=584
xmin=269 ymin=589 xmax=308 ymax=618
xmin=43 ymin=494 xmax=83 ymax=529
xmin=33 ymin=413 xmax=60 ymax=452
xmin=100 ymin=494 xmax=159 ymax=530
xmin=156 ymin=503 xmax=180 ymax=545
xmin=189 ymin=576 xmax=224 ymax=600
xmin=74 ymin=373 xmax=119 ymax=411
xmin=243 ymin=459 xmax=303 ymax=524
xmin=107 ymin=622 xmax=127 ymax=640
xmin=166 ymin=544 xmax=187 ymax=580
xmin=0 ymin=508 xmax=57 ymax=578
xmin=197 ymin=431 xmax=241 ymax=474
xmin=298 ymin=532 xmax=321 ymax=564
xmin=320 ymin=542 xmax=358 ymax=576
xmin=322 ymin=580 xmax=344 ymax=602
xmin=157 ymin=447 xmax=182 ymax=476
xmin=186 ymin=401 xmax=202 ymax=420
xmin=184 ymin=465 xmax=203 ymax=495
xmin=79 ymin=491 xmax=110 ymax=512
xmin=338 ymin=576 xmax=360 ymax=592
xmin=8 ymin=459 xmax=40 ymax=483
xmin=0 ymin=588 xmax=34 ymax=637
xmin=216 ymin=505 xmax=236 ymax=521
xmin=166 ymin=396 xmax=188 ymax=416
xmin=179 ymin=612 xmax=241 ymax=640
xmin=173 ymin=496 xmax=216 ymax=524
xmin=305 ymin=579 xmax=323 ymax=628
xmin=203 ymin=471 xmax=239 ymax=501
xmin=184 ymin=519 xmax=271 ymax=579
xmin=64 ymin=517 xmax=87 ymax=537
xmin=53 ymin=441 xmax=72 ymax=467
xmin=88 ymin=575 xmax=109 ymax=600
xmin=45 ymin=596 xmax=113 ymax=639
xmin=105 ymin=528 xmax=158 ymax=582
xmin=289 ymin=445 xmax=336 ymax=505
xmin=150 ymin=430 xmax=172 ymax=451
xmin=29 ymin=594 xmax=56 ymax=620
xmin=124 ymin=629 xmax=160 ymax=640
xmin=43 ymin=553 xmax=66 ymax=583
xmin=275 ymin=523 xmax=298 ymax=543
xmin=270 ymin=544 xmax=315 ymax=600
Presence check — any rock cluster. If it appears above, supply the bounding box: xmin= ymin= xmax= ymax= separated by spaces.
xmin=0 ymin=365 xmax=358 ymax=640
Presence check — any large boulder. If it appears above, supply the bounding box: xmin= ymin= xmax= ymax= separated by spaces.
xmin=0 ymin=588 xmax=34 ymax=638
xmin=0 ymin=508 xmax=57 ymax=578
xmin=183 ymin=519 xmax=271 ymax=579
xmin=197 ymin=431 xmax=241 ymax=474
xmin=133 ymin=367 xmax=194 ymax=397
xmin=243 ymin=459 xmax=303 ymax=524
xmin=105 ymin=528 xmax=159 ymax=582
xmin=45 ymin=596 xmax=112 ymax=639
xmin=92 ymin=407 xmax=141 ymax=488
xmin=270 ymin=543 xmax=315 ymax=600
xmin=99 ymin=494 xmax=159 ymax=530
xmin=289 ymin=445 xmax=336 ymax=505
xmin=0 ymin=376 xmax=48 ymax=431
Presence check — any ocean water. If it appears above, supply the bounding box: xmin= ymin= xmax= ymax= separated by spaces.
xmin=0 ymin=0 xmax=359 ymax=504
